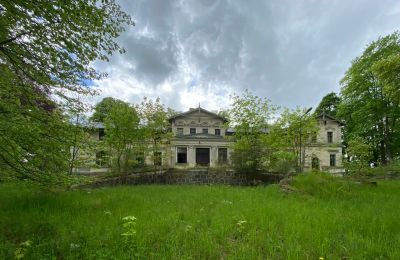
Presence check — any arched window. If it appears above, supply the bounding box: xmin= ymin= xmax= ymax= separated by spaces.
xmin=312 ymin=156 xmax=320 ymax=170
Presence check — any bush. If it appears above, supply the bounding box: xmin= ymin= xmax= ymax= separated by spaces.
xmin=289 ymin=172 xmax=353 ymax=198
xmin=365 ymin=160 xmax=400 ymax=179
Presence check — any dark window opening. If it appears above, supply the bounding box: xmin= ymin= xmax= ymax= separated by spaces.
xmin=190 ymin=128 xmax=196 ymax=134
xmin=312 ymin=157 xmax=319 ymax=170
xmin=99 ymin=128 xmax=105 ymax=140
xmin=218 ymin=148 xmax=228 ymax=164
xmin=327 ymin=131 xmax=333 ymax=143
xmin=330 ymin=154 xmax=336 ymax=167
xmin=215 ymin=129 xmax=221 ymax=136
xmin=202 ymin=128 xmax=208 ymax=134
xmin=177 ymin=147 xmax=187 ymax=163
xmin=177 ymin=128 xmax=183 ymax=135
xmin=96 ymin=151 xmax=107 ymax=167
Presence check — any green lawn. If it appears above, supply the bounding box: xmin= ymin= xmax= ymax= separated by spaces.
xmin=0 ymin=174 xmax=399 ymax=259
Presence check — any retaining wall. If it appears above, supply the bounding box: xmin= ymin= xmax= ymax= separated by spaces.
xmin=78 ymin=170 xmax=285 ymax=188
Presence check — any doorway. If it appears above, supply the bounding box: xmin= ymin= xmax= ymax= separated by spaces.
xmin=196 ymin=148 xmax=210 ymax=166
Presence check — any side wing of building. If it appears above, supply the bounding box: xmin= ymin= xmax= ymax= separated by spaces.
xmin=304 ymin=114 xmax=344 ymax=173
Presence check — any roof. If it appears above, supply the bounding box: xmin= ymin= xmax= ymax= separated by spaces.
xmin=168 ymin=107 xmax=228 ymax=123
xmin=315 ymin=113 xmax=344 ymax=125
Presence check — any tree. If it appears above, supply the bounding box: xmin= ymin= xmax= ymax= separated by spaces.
xmin=228 ymin=90 xmax=277 ymax=173
xmin=269 ymin=107 xmax=318 ymax=173
xmin=137 ymin=97 xmax=172 ymax=171
xmin=91 ymin=97 xmax=129 ymax=122
xmin=338 ymin=31 xmax=400 ymax=165
xmin=345 ymin=137 xmax=372 ymax=175
xmin=314 ymin=92 xmax=341 ymax=117
xmin=0 ymin=1 xmax=133 ymax=184
xmin=104 ymin=101 xmax=140 ymax=175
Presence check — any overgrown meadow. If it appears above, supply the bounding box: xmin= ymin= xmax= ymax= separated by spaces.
xmin=1 ymin=174 xmax=399 ymax=259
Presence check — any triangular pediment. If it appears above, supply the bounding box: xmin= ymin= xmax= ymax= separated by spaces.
xmin=169 ymin=107 xmax=227 ymax=123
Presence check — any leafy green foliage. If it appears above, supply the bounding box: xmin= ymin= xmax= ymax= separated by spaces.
xmin=314 ymin=92 xmax=341 ymax=117
xmin=91 ymin=97 xmax=129 ymax=122
xmin=104 ymin=101 xmax=140 ymax=175
xmin=137 ymin=97 xmax=172 ymax=171
xmin=345 ymin=137 xmax=372 ymax=175
xmin=0 ymin=1 xmax=133 ymax=185
xmin=268 ymin=107 xmax=318 ymax=172
xmin=228 ymin=90 xmax=277 ymax=173
xmin=338 ymin=31 xmax=400 ymax=164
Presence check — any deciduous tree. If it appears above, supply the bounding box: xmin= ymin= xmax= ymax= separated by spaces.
xmin=338 ymin=31 xmax=400 ymax=165
xmin=228 ymin=90 xmax=277 ymax=173
xmin=104 ymin=101 xmax=140 ymax=175
xmin=0 ymin=1 xmax=133 ymax=184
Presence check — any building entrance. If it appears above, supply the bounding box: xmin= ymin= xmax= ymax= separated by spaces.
xmin=196 ymin=148 xmax=210 ymax=166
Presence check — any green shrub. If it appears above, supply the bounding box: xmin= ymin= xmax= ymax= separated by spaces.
xmin=289 ymin=172 xmax=353 ymax=198
xmin=366 ymin=160 xmax=400 ymax=179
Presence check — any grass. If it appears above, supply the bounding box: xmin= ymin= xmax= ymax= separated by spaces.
xmin=0 ymin=173 xmax=399 ymax=259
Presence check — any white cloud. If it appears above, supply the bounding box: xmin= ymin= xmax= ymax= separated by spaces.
xmin=89 ymin=0 xmax=400 ymax=111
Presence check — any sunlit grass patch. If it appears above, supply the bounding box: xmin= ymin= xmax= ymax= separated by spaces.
xmin=0 ymin=176 xmax=399 ymax=259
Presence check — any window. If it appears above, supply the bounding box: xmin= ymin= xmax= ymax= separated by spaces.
xmin=327 ymin=131 xmax=333 ymax=143
xmin=99 ymin=128 xmax=105 ymax=140
xmin=154 ymin=152 xmax=162 ymax=166
xmin=218 ymin=148 xmax=228 ymax=164
xmin=330 ymin=154 xmax=336 ymax=167
xmin=202 ymin=128 xmax=208 ymax=134
xmin=215 ymin=129 xmax=221 ymax=136
xmin=177 ymin=147 xmax=187 ymax=163
xmin=96 ymin=151 xmax=107 ymax=166
xmin=312 ymin=157 xmax=320 ymax=170
xmin=177 ymin=128 xmax=183 ymax=135
xmin=190 ymin=128 xmax=196 ymax=134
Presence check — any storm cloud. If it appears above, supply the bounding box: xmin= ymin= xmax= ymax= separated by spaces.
xmin=93 ymin=0 xmax=400 ymax=111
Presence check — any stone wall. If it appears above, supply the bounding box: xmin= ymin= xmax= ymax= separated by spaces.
xmin=78 ymin=170 xmax=284 ymax=189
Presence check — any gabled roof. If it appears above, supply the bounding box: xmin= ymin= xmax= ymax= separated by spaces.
xmin=315 ymin=113 xmax=344 ymax=125
xmin=168 ymin=107 xmax=228 ymax=123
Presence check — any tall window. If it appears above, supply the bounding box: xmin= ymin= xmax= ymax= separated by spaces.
xmin=96 ymin=151 xmax=107 ymax=166
xmin=177 ymin=128 xmax=183 ymax=135
xmin=202 ymin=128 xmax=208 ymax=134
xmin=190 ymin=128 xmax=196 ymax=134
xmin=215 ymin=129 xmax=221 ymax=136
xmin=218 ymin=148 xmax=228 ymax=164
xmin=330 ymin=154 xmax=336 ymax=167
xmin=99 ymin=128 xmax=105 ymax=140
xmin=177 ymin=147 xmax=187 ymax=163
xmin=327 ymin=131 xmax=333 ymax=143
xmin=312 ymin=157 xmax=319 ymax=170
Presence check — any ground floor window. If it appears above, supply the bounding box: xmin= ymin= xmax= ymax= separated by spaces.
xmin=177 ymin=147 xmax=187 ymax=163
xmin=330 ymin=154 xmax=336 ymax=167
xmin=218 ymin=148 xmax=228 ymax=164
xmin=312 ymin=156 xmax=319 ymax=170
xmin=96 ymin=151 xmax=107 ymax=167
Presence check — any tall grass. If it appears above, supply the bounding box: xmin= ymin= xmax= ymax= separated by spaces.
xmin=0 ymin=174 xmax=399 ymax=259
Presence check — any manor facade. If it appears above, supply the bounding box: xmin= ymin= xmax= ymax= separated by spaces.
xmin=168 ymin=107 xmax=232 ymax=168
xmin=82 ymin=107 xmax=343 ymax=173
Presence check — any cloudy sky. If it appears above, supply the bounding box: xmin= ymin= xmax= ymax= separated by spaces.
xmin=93 ymin=0 xmax=400 ymax=112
